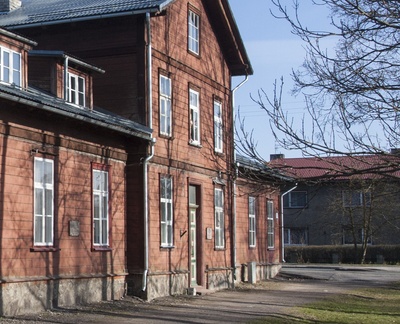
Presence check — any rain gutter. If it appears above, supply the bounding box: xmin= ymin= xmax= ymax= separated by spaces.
xmin=231 ymin=75 xmax=248 ymax=285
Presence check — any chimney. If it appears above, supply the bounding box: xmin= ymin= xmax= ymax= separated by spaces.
xmin=270 ymin=154 xmax=285 ymax=161
xmin=0 ymin=0 xmax=21 ymax=12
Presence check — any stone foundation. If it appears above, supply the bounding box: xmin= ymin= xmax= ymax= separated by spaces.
xmin=127 ymin=272 xmax=189 ymax=300
xmin=0 ymin=275 xmax=125 ymax=316
xmin=237 ymin=263 xmax=282 ymax=284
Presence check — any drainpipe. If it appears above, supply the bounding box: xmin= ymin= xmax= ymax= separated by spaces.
xmin=142 ymin=11 xmax=155 ymax=292
xmin=231 ymin=75 xmax=248 ymax=285
xmin=280 ymin=184 xmax=297 ymax=262
xmin=64 ymin=56 xmax=69 ymax=101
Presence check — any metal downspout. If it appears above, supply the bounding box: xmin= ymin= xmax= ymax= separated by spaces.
xmin=231 ymin=75 xmax=248 ymax=286
xmin=143 ymin=11 xmax=155 ymax=292
xmin=64 ymin=56 xmax=69 ymax=101
xmin=280 ymin=184 xmax=297 ymax=262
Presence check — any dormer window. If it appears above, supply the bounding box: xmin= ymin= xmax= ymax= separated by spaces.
xmin=0 ymin=47 xmax=21 ymax=86
xmin=67 ymin=72 xmax=85 ymax=106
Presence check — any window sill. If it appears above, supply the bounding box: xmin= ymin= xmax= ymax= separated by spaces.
xmin=189 ymin=141 xmax=202 ymax=148
xmin=159 ymin=133 xmax=173 ymax=139
xmin=214 ymin=247 xmax=225 ymax=251
xmin=160 ymin=245 xmax=175 ymax=249
xmin=91 ymin=247 xmax=112 ymax=252
xmin=30 ymin=247 xmax=60 ymax=252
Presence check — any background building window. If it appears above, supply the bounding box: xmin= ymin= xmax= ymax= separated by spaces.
xmin=249 ymin=196 xmax=256 ymax=247
xmin=188 ymin=10 xmax=200 ymax=54
xmin=283 ymin=191 xmax=307 ymax=208
xmin=34 ymin=157 xmax=54 ymax=245
xmin=160 ymin=176 xmax=173 ymax=247
xmin=342 ymin=190 xmax=371 ymax=207
xmin=93 ymin=168 xmax=109 ymax=246
xmin=160 ymin=75 xmax=172 ymax=136
xmin=215 ymin=188 xmax=224 ymax=249
xmin=284 ymin=228 xmax=308 ymax=245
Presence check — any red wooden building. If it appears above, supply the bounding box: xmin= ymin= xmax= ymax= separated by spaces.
xmin=0 ymin=0 xmax=286 ymax=313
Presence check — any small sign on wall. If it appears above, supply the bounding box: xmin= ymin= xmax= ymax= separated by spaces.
xmin=206 ymin=227 xmax=212 ymax=240
xmin=69 ymin=220 xmax=80 ymax=237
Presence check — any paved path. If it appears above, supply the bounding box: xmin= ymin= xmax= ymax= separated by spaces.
xmin=4 ymin=265 xmax=400 ymax=323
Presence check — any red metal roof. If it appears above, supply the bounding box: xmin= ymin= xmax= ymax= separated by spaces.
xmin=269 ymin=155 xmax=400 ymax=181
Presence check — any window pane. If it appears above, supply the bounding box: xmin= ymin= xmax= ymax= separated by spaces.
xmin=94 ymin=219 xmax=100 ymax=244
xmin=94 ymin=195 xmax=100 ymax=219
xmin=45 ymin=216 xmax=52 ymax=243
xmin=35 ymin=216 xmax=43 ymax=243
xmin=12 ymin=52 xmax=20 ymax=86
xmin=45 ymin=189 xmax=52 ymax=215
xmin=35 ymin=188 xmax=43 ymax=215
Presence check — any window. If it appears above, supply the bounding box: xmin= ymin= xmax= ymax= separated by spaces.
xmin=188 ymin=9 xmax=200 ymax=55
xmin=189 ymin=88 xmax=200 ymax=145
xmin=267 ymin=200 xmax=274 ymax=248
xmin=342 ymin=190 xmax=371 ymax=207
xmin=0 ymin=47 xmax=21 ymax=86
xmin=160 ymin=75 xmax=172 ymax=136
xmin=214 ymin=188 xmax=224 ymax=249
xmin=160 ymin=176 xmax=173 ymax=247
xmin=249 ymin=196 xmax=256 ymax=247
xmin=34 ymin=157 xmax=54 ymax=246
xmin=214 ymin=100 xmax=223 ymax=152
xmin=343 ymin=226 xmax=371 ymax=245
xmin=67 ymin=72 xmax=85 ymax=106
xmin=283 ymin=191 xmax=307 ymax=208
xmin=93 ymin=168 xmax=109 ymax=247
xmin=284 ymin=228 xmax=308 ymax=245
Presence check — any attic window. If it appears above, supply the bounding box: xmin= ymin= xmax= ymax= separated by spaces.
xmin=67 ymin=72 xmax=85 ymax=106
xmin=188 ymin=9 xmax=200 ymax=55
xmin=0 ymin=47 xmax=21 ymax=86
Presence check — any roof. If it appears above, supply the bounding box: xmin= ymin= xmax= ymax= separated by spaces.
xmin=269 ymin=155 xmax=400 ymax=181
xmin=29 ymin=50 xmax=105 ymax=74
xmin=0 ymin=0 xmax=252 ymax=76
xmin=0 ymin=83 xmax=152 ymax=140
xmin=236 ymin=154 xmax=292 ymax=183
xmin=0 ymin=0 xmax=175 ymax=26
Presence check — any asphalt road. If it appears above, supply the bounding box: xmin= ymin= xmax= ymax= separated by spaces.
xmin=4 ymin=264 xmax=400 ymax=324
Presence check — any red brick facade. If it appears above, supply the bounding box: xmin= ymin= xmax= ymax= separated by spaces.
xmin=0 ymin=0 xmax=283 ymax=308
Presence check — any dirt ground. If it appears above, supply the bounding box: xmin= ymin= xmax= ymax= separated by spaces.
xmin=1 ymin=266 xmax=399 ymax=324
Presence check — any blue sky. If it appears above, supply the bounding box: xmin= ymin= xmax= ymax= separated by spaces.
xmin=229 ymin=0 xmax=331 ymax=160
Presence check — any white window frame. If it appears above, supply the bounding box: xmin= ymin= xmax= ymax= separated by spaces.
xmin=160 ymin=176 xmax=173 ymax=247
xmin=214 ymin=188 xmax=225 ymax=249
xmin=267 ymin=200 xmax=274 ymax=248
xmin=0 ymin=47 xmax=21 ymax=86
xmin=160 ymin=75 xmax=172 ymax=136
xmin=189 ymin=88 xmax=200 ymax=145
xmin=214 ymin=100 xmax=223 ymax=153
xmin=93 ymin=168 xmax=109 ymax=247
xmin=283 ymin=191 xmax=307 ymax=208
xmin=67 ymin=72 xmax=85 ymax=106
xmin=249 ymin=196 xmax=256 ymax=247
xmin=188 ymin=9 xmax=200 ymax=55
xmin=34 ymin=157 xmax=54 ymax=246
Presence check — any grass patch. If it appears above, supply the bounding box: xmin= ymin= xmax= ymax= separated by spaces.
xmin=250 ymin=283 xmax=400 ymax=323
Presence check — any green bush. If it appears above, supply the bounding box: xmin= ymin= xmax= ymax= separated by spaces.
xmin=285 ymin=245 xmax=400 ymax=264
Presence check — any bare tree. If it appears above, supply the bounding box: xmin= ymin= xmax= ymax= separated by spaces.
xmin=237 ymin=0 xmax=400 ymax=177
